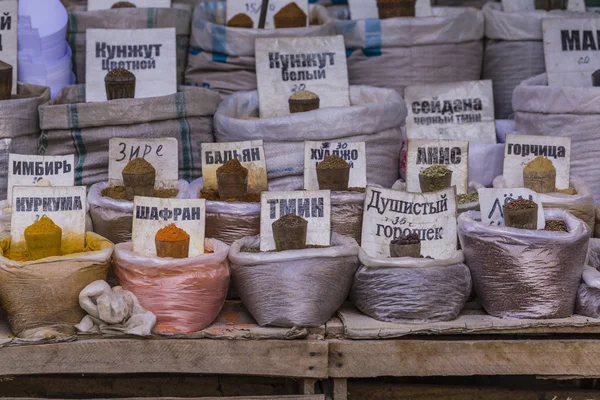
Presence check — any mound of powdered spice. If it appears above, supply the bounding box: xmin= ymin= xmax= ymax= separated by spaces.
xmin=155 ymin=224 xmax=190 ymax=242
xmin=217 ymin=158 xmax=247 ymax=173
xmin=318 ymin=155 xmax=349 ymax=170
xmin=422 ymin=164 xmax=452 ymax=177
xmin=102 ymin=186 xmax=178 ymax=200
xmin=123 ymin=157 xmax=154 ymax=175
xmin=504 ymin=198 xmax=537 ymax=211
xmin=524 ymin=155 xmax=555 ymax=174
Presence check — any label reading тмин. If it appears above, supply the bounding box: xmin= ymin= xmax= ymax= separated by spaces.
xmin=303 ymin=141 xmax=367 ymax=190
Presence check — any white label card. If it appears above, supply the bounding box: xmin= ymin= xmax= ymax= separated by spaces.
xmin=85 ymin=28 xmax=177 ymax=102
xmin=260 ymin=190 xmax=331 ymax=251
xmin=226 ymin=0 xmax=309 ymax=29
xmin=567 ymin=0 xmax=586 ymax=12
xmin=201 ymin=140 xmax=268 ymax=193
xmin=132 ymin=197 xmax=206 ymax=257
xmin=478 ymin=188 xmax=545 ymax=229
xmin=108 ymin=138 xmax=178 ymax=189
xmin=543 ymin=18 xmax=600 ymax=87
xmin=347 ymin=0 xmax=432 ymax=19
xmin=361 ymin=186 xmax=457 ymax=259
xmin=10 ymin=186 xmax=87 ymax=251
xmin=303 ymin=141 xmax=367 ymax=190
xmin=503 ymin=134 xmax=571 ymax=190
xmin=501 ymin=0 xmax=535 ymax=12
xmin=406 ymin=140 xmax=469 ymax=194
xmin=255 ymin=35 xmax=351 ymax=118
xmin=0 ymin=1 xmax=17 ymax=94
xmin=87 ymin=0 xmax=171 ymax=10
xmin=405 ymin=80 xmax=496 ymax=145
xmin=7 ymin=154 xmax=75 ymax=205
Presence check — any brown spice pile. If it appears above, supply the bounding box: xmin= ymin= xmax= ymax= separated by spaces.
xmin=544 ymin=220 xmax=569 ymax=232
xmin=217 ymin=158 xmax=247 ymax=174
xmin=111 ymin=1 xmax=136 ymax=7
xmin=318 ymin=155 xmax=349 ymax=170
xmin=391 ymin=233 xmax=420 ymax=245
xmin=199 ymin=188 xmax=260 ymax=203
xmin=102 ymin=186 xmax=178 ymax=200
xmin=274 ymin=213 xmax=307 ymax=227
xmin=556 ymin=187 xmax=577 ymax=195
xmin=274 ymin=2 xmax=307 ymax=20
xmin=106 ymin=68 xmax=135 ymax=79
xmin=348 ymin=187 xmax=366 ymax=193
xmin=504 ymin=198 xmax=537 ymax=211
xmin=123 ymin=157 xmax=154 ymax=174
xmin=227 ymin=13 xmax=253 ymax=28
xmin=524 ymin=155 xmax=556 ymax=173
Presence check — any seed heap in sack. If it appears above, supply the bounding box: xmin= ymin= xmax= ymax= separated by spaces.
xmin=0 ymin=185 xmax=114 ymax=339
xmin=184 ymin=1 xmax=334 ymax=94
xmin=351 ymin=186 xmax=472 ymax=323
xmin=89 ymin=139 xmax=196 ymax=244
xmin=492 ymin=133 xmax=595 ymax=232
xmin=113 ymin=195 xmax=230 ymax=334
xmin=229 ymin=189 xmax=360 ymax=327
xmin=460 ymin=186 xmax=591 ymax=318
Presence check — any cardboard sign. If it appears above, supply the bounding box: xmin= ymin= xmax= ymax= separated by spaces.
xmin=303 ymin=141 xmax=367 ymax=190
xmin=478 ymin=188 xmax=545 ymax=228
xmin=10 ymin=186 xmax=87 ymax=251
xmin=405 ymin=140 xmax=469 ymax=194
xmin=226 ymin=0 xmax=309 ymax=29
xmin=405 ymin=80 xmax=496 ymax=145
xmin=132 ymin=197 xmax=206 ymax=257
xmin=542 ymin=18 xmax=600 ymax=87
xmin=361 ymin=186 xmax=457 ymax=259
xmin=255 ymin=35 xmax=351 ymax=118
xmin=7 ymin=154 xmax=75 ymax=204
xmin=501 ymin=0 xmax=535 ymax=12
xmin=0 ymin=1 xmax=17 ymax=95
xmin=567 ymin=0 xmax=587 ymax=12
xmin=347 ymin=0 xmax=432 ymax=19
xmin=503 ymin=134 xmax=571 ymax=190
xmin=87 ymin=0 xmax=171 ymax=10
xmin=260 ymin=190 xmax=331 ymax=251
xmin=85 ymin=28 xmax=177 ymax=102
xmin=108 ymin=138 xmax=178 ymax=189
xmin=201 ymin=140 xmax=268 ymax=193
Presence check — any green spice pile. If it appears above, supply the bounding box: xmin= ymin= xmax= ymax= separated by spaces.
xmin=317 ymin=155 xmax=349 ymax=170
xmin=391 ymin=233 xmax=420 ymax=245
xmin=421 ymin=164 xmax=452 ymax=177
xmin=544 ymin=220 xmax=569 ymax=232
xmin=217 ymin=158 xmax=246 ymax=173
xmin=504 ymin=198 xmax=537 ymax=211
xmin=457 ymin=192 xmax=479 ymax=205
xmin=106 ymin=68 xmax=135 ymax=78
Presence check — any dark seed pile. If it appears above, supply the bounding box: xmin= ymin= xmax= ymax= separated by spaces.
xmin=317 ymin=155 xmax=349 ymax=170
xmin=106 ymin=67 xmax=135 ymax=78
xmin=544 ymin=220 xmax=569 ymax=232
xmin=274 ymin=213 xmax=307 ymax=227
xmin=217 ymin=158 xmax=247 ymax=173
xmin=504 ymin=198 xmax=537 ymax=211
xmin=391 ymin=233 xmax=420 ymax=245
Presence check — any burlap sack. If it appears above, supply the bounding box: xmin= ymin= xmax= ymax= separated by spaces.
xmin=215 ymin=86 xmax=406 ymax=190
xmin=184 ymin=2 xmax=334 ymax=94
xmin=336 ymin=7 xmax=484 ymax=96
xmin=513 ymin=73 xmax=600 ymax=203
xmin=38 ymin=84 xmax=220 ymax=187
xmin=0 ymin=84 xmax=51 ymax=199
xmin=68 ymin=6 xmax=192 ymax=84
xmin=482 ymin=3 xmax=599 ymax=119
xmin=0 ymin=232 xmax=113 ymax=339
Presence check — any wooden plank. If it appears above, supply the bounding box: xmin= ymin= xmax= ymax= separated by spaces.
xmin=0 ymin=339 xmax=328 ymax=378
xmin=329 ymin=339 xmax=600 ymax=378
xmin=332 ymin=378 xmax=348 ymax=400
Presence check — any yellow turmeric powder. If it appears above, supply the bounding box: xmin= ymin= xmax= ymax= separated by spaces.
xmin=24 ymin=216 xmax=62 ymax=261
xmin=155 ymin=224 xmax=190 ymax=242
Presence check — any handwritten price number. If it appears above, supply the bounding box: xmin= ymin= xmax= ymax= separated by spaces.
xmin=438 ymin=127 xmax=450 ymax=136
xmin=578 ymin=56 xmax=591 ymax=65
xmin=31 ymin=176 xmax=43 ymax=185
xmin=245 ymin=2 xmax=275 ymax=14
xmin=336 ymin=142 xmax=348 ymax=150
xmin=291 ymin=83 xmax=306 ymax=93
xmin=34 ymin=214 xmax=48 ymax=222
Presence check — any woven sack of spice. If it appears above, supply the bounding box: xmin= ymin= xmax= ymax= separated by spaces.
xmin=38 ymin=85 xmax=220 ymax=187
xmin=492 ymin=176 xmax=595 ymax=232
xmin=215 ymin=86 xmax=406 ymax=190
xmin=483 ymin=4 xmax=599 ymax=119
xmin=513 ymin=73 xmax=600 ymax=203
xmin=351 ymin=249 xmax=471 ymax=323
xmin=113 ymin=238 xmax=230 ymax=334
xmin=0 ymin=232 xmax=113 ymax=339
xmin=184 ymin=2 xmax=334 ymax=94
xmin=574 ymin=263 xmax=600 ymax=318
xmin=335 ymin=7 xmax=483 ymax=97
xmin=229 ymin=233 xmax=360 ymax=327
xmin=458 ymin=209 xmax=591 ymax=319
xmin=88 ymin=180 xmax=194 ymax=245
xmin=0 ymin=84 xmax=51 ymax=199
xmin=68 ymin=5 xmax=192 ymax=84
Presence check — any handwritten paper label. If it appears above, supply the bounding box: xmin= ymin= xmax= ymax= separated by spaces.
xmin=405 ymin=80 xmax=496 ymax=144
xmin=87 ymin=0 xmax=171 ymax=10
xmin=7 ymin=154 xmax=75 ymax=204
xmin=10 ymin=186 xmax=86 ymax=250
xmin=226 ymin=0 xmax=309 ymax=29
xmin=255 ymin=35 xmax=350 ymax=118
xmin=503 ymin=134 xmax=571 ymax=190
xmin=406 ymin=140 xmax=469 ymax=194
xmin=361 ymin=186 xmax=457 ymax=259
xmin=347 ymin=0 xmax=432 ymax=19
xmin=0 ymin=1 xmax=17 ymax=94
xmin=478 ymin=188 xmax=545 ymax=228
xmin=108 ymin=138 xmax=178 ymax=188
xmin=543 ymin=18 xmax=600 ymax=87
xmin=132 ymin=197 xmax=206 ymax=257
xmin=86 ymin=28 xmax=177 ymax=102
xmin=260 ymin=190 xmax=331 ymax=251
xmin=202 ymin=140 xmax=268 ymax=193
xmin=303 ymin=141 xmax=367 ymax=190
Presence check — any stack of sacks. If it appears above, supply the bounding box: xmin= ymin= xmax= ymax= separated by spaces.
xmin=18 ymin=0 xmax=75 ymax=98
